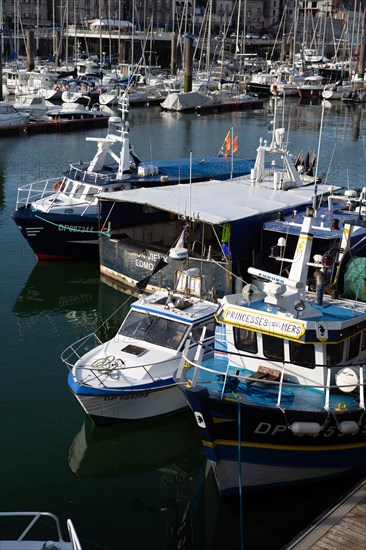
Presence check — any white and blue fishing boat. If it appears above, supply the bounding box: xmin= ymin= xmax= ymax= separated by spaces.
xmin=12 ymin=94 xmax=254 ymax=261
xmin=61 ymin=268 xmax=219 ymax=422
xmin=175 ymin=207 xmax=366 ymax=495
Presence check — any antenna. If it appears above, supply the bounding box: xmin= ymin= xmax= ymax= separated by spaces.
xmin=312 ymin=100 xmax=325 ymax=210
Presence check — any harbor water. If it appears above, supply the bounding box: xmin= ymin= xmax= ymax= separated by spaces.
xmin=0 ymin=98 xmax=365 ymax=549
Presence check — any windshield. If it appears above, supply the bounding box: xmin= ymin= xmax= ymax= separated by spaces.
xmin=119 ymin=310 xmax=188 ymax=350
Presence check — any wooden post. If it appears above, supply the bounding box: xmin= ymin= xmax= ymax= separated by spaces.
xmin=184 ymin=34 xmax=193 ymax=93
xmin=26 ymin=29 xmax=35 ymax=72
xmin=357 ymin=37 xmax=365 ymax=81
xmin=170 ymin=32 xmax=177 ymax=75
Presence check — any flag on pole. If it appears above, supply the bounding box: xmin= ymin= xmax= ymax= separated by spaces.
xmin=223 ymin=131 xmax=232 ymax=157
xmin=233 ymin=135 xmax=239 ymax=154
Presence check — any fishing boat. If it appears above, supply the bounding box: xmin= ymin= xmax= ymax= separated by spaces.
xmin=174 ymin=208 xmax=366 ymax=496
xmin=61 ymin=267 xmax=219 ymax=422
xmin=97 ymin=119 xmax=329 ymax=297
xmin=0 ymin=511 xmax=82 ymax=549
xmin=261 ymin=187 xmax=366 ymax=301
xmin=11 ymin=94 xmax=254 ymax=261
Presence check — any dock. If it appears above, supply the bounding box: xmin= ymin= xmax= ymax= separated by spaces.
xmin=284 ymin=478 xmax=366 ymax=549
xmin=0 ymin=115 xmax=110 ymax=135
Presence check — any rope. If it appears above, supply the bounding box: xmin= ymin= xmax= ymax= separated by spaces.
xmin=236 ymin=395 xmax=244 ymax=550
xmin=34 ymin=213 xmax=111 ymax=235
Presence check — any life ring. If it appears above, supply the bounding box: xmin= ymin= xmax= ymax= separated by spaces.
xmin=53 ymin=180 xmax=62 ymax=191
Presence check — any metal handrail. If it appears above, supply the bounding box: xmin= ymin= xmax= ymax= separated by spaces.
xmin=0 ymin=511 xmax=65 ymax=542
xmin=15 ymin=178 xmax=59 ymax=209
xmin=180 ymin=351 xmax=366 ymax=410
xmin=67 ymin=519 xmax=83 ymax=550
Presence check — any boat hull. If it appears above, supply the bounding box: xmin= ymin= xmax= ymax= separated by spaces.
xmin=99 ymin=235 xmax=234 ymax=297
xmin=183 ymin=386 xmax=366 ymax=496
xmin=297 ymin=87 xmax=323 ymax=98
xmin=68 ymin=373 xmax=188 ymax=422
xmin=12 ymin=207 xmax=100 ymax=260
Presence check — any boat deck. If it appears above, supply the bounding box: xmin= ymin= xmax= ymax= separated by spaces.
xmin=186 ymin=357 xmax=362 ymax=412
xmin=284 ymin=478 xmax=366 ymax=549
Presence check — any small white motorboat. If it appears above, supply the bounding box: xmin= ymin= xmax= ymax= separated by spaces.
xmin=62 ymin=268 xmax=219 ymax=422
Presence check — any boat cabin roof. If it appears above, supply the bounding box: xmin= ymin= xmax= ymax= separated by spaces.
xmin=98 ymin=179 xmax=323 ymax=224
xmin=131 ymin=291 xmax=218 ymax=323
xmin=264 ymin=202 xmax=366 ymax=240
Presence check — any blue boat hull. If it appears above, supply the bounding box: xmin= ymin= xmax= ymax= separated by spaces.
xmin=182 ymin=386 xmax=366 ymax=495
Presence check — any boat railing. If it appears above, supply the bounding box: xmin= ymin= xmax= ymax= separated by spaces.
xmin=62 ymin=333 xmax=194 ymax=388
xmin=177 ymin=350 xmax=365 ymax=410
xmin=75 ymin=355 xmax=183 ymax=388
xmin=15 ymin=178 xmax=60 ymax=209
xmin=61 ymin=332 xmax=104 ymax=371
xmin=0 ymin=511 xmax=68 ymax=544
xmin=67 ymin=518 xmax=83 ymax=550
xmin=67 ymin=164 xmax=116 ymax=185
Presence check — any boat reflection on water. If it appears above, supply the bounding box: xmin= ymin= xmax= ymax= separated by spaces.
xmin=12 ymin=261 xmax=103 ymax=343
xmin=67 ymin=412 xmax=212 ymax=549
xmin=12 ymin=262 xmax=135 ymax=343
xmin=13 ymin=261 xmax=101 ymax=316
xmin=68 ymin=412 xmax=204 ymax=478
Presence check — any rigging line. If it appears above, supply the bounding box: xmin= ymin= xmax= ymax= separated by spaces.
xmin=316 ymin=139 xmax=338 ymax=208
xmin=100 ymin=200 xmax=116 ymax=231
xmin=312 ymin=99 xmax=325 ymax=210
xmin=237 ymin=397 xmax=244 ymax=550
xmin=209 ymin=257 xmax=250 ymax=286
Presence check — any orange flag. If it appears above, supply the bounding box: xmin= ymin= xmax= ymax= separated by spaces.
xmin=223 ymin=131 xmax=231 ymax=157
xmin=233 ymin=135 xmax=239 ymax=154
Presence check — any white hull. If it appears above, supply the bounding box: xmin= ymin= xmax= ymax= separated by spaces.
xmin=75 ymin=384 xmax=188 ymax=421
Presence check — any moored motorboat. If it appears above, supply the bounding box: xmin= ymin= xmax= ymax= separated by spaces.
xmin=297 ymin=75 xmax=325 ymax=98
xmin=0 ymin=101 xmax=30 ymax=127
xmin=61 ymin=268 xmax=219 ymax=423
xmin=175 ymin=208 xmax=366 ymax=496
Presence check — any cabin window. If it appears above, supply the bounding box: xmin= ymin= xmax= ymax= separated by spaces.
xmin=326 ymin=342 xmax=344 ymax=366
xmin=191 ymin=321 xmax=215 ymax=342
xmin=234 ymin=328 xmax=258 ymax=354
xmin=119 ymin=310 xmax=187 ymax=350
xmin=263 ymin=334 xmax=284 ymax=361
xmin=347 ymin=333 xmax=361 ymax=360
xmin=289 ymin=341 xmax=315 ymax=368
xmin=85 ymin=186 xmax=99 ymax=201
xmin=73 ymin=185 xmax=85 ymax=199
